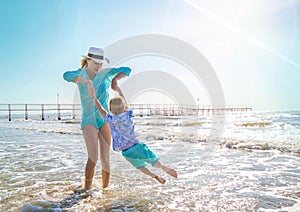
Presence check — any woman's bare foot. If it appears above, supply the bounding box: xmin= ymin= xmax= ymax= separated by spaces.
xmin=83 ymin=179 xmax=93 ymax=190
xmin=154 ymin=176 xmax=166 ymax=184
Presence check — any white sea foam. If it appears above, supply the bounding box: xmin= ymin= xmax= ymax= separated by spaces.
xmin=0 ymin=110 xmax=299 ymax=154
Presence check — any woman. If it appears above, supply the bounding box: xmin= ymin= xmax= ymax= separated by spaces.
xmin=63 ymin=47 xmax=131 ymax=189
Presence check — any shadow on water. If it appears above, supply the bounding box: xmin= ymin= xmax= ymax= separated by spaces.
xmin=20 ymin=188 xmax=94 ymax=211
xmin=20 ymin=186 xmax=155 ymax=212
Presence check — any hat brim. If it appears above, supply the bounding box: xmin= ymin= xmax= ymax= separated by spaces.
xmin=82 ymin=55 xmax=110 ymax=64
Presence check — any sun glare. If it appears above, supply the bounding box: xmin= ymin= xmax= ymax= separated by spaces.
xmin=182 ymin=0 xmax=300 ymax=69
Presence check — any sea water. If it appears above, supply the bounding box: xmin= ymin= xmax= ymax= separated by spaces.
xmin=0 ymin=110 xmax=299 ymax=211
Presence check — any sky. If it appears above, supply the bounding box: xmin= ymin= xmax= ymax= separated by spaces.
xmin=0 ymin=0 xmax=300 ymax=111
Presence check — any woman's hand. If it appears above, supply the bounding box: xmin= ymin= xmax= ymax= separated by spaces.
xmin=111 ymin=79 xmax=117 ymax=90
xmin=111 ymin=73 xmax=126 ymax=92
xmin=111 ymin=79 xmax=121 ymax=92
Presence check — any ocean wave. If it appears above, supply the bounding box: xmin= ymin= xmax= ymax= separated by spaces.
xmin=237 ymin=122 xmax=272 ymax=127
xmin=223 ymin=139 xmax=300 ymax=154
xmin=2 ymin=127 xmax=298 ymax=154
xmin=136 ymin=122 xmax=205 ymax=127
xmin=9 ymin=126 xmax=81 ymax=135
xmin=62 ymin=121 xmax=81 ymax=124
xmin=1 ymin=112 xmax=299 ymax=155
xmin=182 ymin=121 xmax=205 ymax=127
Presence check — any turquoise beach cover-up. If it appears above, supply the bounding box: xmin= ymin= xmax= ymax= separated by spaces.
xmin=63 ymin=67 xmax=131 ymax=129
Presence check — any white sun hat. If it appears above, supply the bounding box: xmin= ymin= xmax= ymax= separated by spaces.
xmin=83 ymin=47 xmax=110 ymax=64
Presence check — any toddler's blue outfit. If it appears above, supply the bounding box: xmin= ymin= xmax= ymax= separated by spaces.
xmin=106 ymin=109 xmax=159 ymax=168
xmin=63 ymin=67 xmax=131 ymax=130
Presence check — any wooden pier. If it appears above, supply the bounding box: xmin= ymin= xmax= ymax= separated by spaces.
xmin=130 ymin=104 xmax=252 ymax=116
xmin=0 ymin=103 xmax=252 ymax=121
xmin=0 ymin=104 xmax=81 ymax=121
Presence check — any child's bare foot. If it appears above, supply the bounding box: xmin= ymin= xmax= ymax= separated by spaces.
xmin=154 ymin=176 xmax=166 ymax=184
xmin=165 ymin=168 xmax=178 ymax=178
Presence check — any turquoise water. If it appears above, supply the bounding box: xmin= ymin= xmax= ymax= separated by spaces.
xmin=0 ymin=111 xmax=299 ymax=211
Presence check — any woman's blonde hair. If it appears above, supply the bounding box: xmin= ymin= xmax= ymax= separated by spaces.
xmin=109 ymin=96 xmax=126 ymax=114
xmin=81 ymin=57 xmax=90 ymax=69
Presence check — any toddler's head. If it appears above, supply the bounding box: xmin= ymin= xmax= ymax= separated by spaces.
xmin=109 ymin=96 xmax=126 ymax=114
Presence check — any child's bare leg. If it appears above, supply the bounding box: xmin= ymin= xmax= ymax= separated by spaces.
xmin=154 ymin=161 xmax=178 ymax=178
xmin=138 ymin=166 xmax=166 ymax=184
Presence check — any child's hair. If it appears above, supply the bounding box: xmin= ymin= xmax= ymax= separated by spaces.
xmin=109 ymin=96 xmax=126 ymax=114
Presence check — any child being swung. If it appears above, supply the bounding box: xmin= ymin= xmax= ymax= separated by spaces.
xmin=94 ymin=86 xmax=178 ymax=184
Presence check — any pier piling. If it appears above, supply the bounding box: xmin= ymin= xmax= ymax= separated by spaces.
xmin=8 ymin=104 xmax=11 ymax=121
xmin=25 ymin=104 xmax=28 ymax=120
xmin=41 ymin=104 xmax=44 ymax=121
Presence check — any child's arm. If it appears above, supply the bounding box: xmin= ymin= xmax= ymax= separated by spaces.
xmin=94 ymin=97 xmax=108 ymax=118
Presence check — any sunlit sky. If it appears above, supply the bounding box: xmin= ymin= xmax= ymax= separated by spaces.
xmin=0 ymin=0 xmax=299 ymax=111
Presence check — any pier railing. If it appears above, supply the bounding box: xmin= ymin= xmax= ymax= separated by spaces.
xmin=0 ymin=104 xmax=81 ymax=121
xmin=130 ymin=104 xmax=252 ymax=116
xmin=0 ymin=103 xmax=252 ymax=121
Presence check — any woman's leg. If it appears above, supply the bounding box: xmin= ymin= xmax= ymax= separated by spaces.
xmin=98 ymin=123 xmax=111 ymax=188
xmin=82 ymin=125 xmax=99 ymax=190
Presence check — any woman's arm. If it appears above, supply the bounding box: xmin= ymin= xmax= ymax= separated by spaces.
xmin=63 ymin=70 xmax=95 ymax=97
xmin=112 ymin=72 xmax=127 ymax=81
xmin=63 ymin=69 xmax=84 ymax=83
xmin=63 ymin=71 xmax=90 ymax=84
xmin=111 ymin=72 xmax=126 ymax=90
xmin=94 ymin=97 xmax=108 ymax=118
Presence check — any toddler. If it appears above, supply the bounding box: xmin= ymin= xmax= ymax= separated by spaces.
xmin=94 ymin=87 xmax=177 ymax=184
